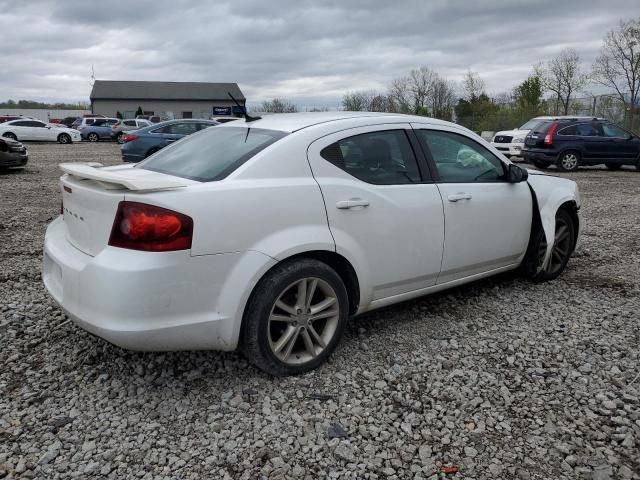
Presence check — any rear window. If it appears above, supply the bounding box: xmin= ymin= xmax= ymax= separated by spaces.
xmin=137 ymin=126 xmax=288 ymax=181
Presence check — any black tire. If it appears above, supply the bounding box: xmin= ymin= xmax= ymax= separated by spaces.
xmin=2 ymin=132 xmax=17 ymax=141
xmin=605 ymin=162 xmax=622 ymax=170
xmin=87 ymin=132 xmax=99 ymax=142
xmin=58 ymin=133 xmax=71 ymax=144
xmin=145 ymin=147 xmax=160 ymax=158
xmin=522 ymin=209 xmax=575 ymax=282
xmin=533 ymin=160 xmax=550 ymax=169
xmin=241 ymin=258 xmax=349 ymax=376
xmin=556 ymin=150 xmax=580 ymax=172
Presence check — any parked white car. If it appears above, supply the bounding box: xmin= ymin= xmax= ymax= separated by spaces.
xmin=491 ymin=116 xmax=602 ymax=158
xmin=43 ymin=112 xmax=581 ymax=375
xmin=0 ymin=119 xmax=81 ymax=144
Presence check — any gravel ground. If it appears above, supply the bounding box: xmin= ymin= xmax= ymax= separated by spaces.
xmin=1 ymin=142 xmax=639 ymax=480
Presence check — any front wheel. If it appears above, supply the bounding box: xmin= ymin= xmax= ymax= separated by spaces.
xmin=58 ymin=133 xmax=71 ymax=144
xmin=522 ymin=209 xmax=575 ymax=282
xmin=557 ymin=151 xmax=580 ymax=172
xmin=241 ymin=259 xmax=349 ymax=376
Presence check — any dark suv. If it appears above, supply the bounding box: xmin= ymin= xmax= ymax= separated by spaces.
xmin=522 ymin=118 xmax=640 ymax=171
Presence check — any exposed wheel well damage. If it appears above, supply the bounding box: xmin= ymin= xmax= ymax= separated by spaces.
xmin=285 ymin=251 xmax=360 ymax=315
xmin=557 ymin=200 xmax=579 ymax=251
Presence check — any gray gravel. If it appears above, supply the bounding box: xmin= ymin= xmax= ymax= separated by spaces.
xmin=1 ymin=142 xmax=639 ymax=479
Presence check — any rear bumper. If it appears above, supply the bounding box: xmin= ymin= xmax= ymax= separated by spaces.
xmin=42 ymin=216 xmax=275 ymax=351
xmin=522 ymin=149 xmax=557 ymax=162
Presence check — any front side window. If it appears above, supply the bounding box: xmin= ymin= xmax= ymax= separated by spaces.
xmin=601 ymin=123 xmax=629 ymax=138
xmin=138 ymin=126 xmax=287 ymax=181
xmin=320 ymin=130 xmax=421 ymax=185
xmin=29 ymin=121 xmax=46 ymax=128
xmin=417 ymin=129 xmax=506 ymax=183
xmin=520 ymin=119 xmax=543 ymax=130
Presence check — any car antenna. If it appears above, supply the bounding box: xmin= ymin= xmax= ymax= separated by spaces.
xmin=228 ymin=93 xmax=260 ymax=122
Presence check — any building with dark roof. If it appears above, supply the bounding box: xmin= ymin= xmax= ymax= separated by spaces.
xmin=89 ymin=80 xmax=246 ymax=120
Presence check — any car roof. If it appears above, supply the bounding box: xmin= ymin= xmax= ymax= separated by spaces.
xmin=217 ymin=112 xmax=456 ymax=133
xmin=136 ymin=118 xmax=218 ymax=131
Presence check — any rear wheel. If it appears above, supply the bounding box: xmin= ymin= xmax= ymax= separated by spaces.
xmin=557 ymin=151 xmax=580 ymax=172
xmin=2 ymin=132 xmax=17 ymax=141
xmin=605 ymin=162 xmax=622 ymax=170
xmin=533 ymin=160 xmax=550 ymax=169
xmin=522 ymin=209 xmax=575 ymax=282
xmin=241 ymin=259 xmax=349 ymax=376
xmin=58 ymin=133 xmax=71 ymax=144
xmin=87 ymin=132 xmax=99 ymax=142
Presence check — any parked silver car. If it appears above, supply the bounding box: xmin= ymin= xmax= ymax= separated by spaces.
xmin=111 ymin=119 xmax=152 ymax=143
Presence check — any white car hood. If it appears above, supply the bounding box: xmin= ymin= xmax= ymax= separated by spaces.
xmin=494 ymin=129 xmax=529 ymax=138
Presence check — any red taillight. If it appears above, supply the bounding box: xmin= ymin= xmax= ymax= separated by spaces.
xmin=77 ymin=126 xmax=85 ymax=131
xmin=108 ymin=201 xmax=193 ymax=252
xmin=122 ymin=133 xmax=138 ymax=143
xmin=544 ymin=122 xmax=558 ymax=145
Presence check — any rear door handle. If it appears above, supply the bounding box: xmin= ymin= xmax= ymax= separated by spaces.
xmin=336 ymin=198 xmax=370 ymax=209
xmin=447 ymin=193 xmax=472 ymax=202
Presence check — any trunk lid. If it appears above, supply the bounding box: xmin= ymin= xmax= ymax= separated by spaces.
xmin=60 ymin=163 xmax=195 ymax=256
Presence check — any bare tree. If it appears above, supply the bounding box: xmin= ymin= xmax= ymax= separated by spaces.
xmin=430 ymin=77 xmax=456 ymax=120
xmin=260 ymin=98 xmax=298 ymax=113
xmin=536 ymin=49 xmax=587 ymax=115
xmin=592 ymin=18 xmax=640 ymax=130
xmin=389 ymin=77 xmax=412 ymax=113
xmin=342 ymin=91 xmax=375 ymax=111
xmin=408 ymin=66 xmax=437 ymax=111
xmin=462 ymin=70 xmax=485 ymax=101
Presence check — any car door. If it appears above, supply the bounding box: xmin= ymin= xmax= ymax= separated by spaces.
xmin=413 ymin=125 xmax=532 ymax=284
xmin=307 ymin=125 xmax=445 ymax=304
xmin=599 ymin=123 xmax=638 ymax=163
xmin=5 ymin=120 xmax=32 ymax=140
xmin=575 ymin=122 xmax=606 ymax=161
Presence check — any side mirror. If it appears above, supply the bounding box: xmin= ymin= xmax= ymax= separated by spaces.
xmin=508 ymin=164 xmax=528 ymax=183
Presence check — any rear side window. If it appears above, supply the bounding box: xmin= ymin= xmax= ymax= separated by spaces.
xmin=320 ymin=130 xmax=421 ymax=185
xmin=12 ymin=121 xmax=31 ymax=127
xmin=558 ymin=125 xmax=578 ymax=135
xmin=576 ymin=124 xmax=599 ymax=136
xmin=138 ymin=126 xmax=287 ymax=181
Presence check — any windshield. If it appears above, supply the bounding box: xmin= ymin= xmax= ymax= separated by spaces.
xmin=519 ymin=119 xmax=543 ymax=130
xmin=137 ymin=126 xmax=288 ymax=181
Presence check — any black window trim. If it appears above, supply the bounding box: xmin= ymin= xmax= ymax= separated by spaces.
xmin=413 ymin=127 xmax=509 ymax=184
xmin=318 ymin=127 xmax=432 ymax=186
xmin=557 ymin=122 xmax=601 ymax=137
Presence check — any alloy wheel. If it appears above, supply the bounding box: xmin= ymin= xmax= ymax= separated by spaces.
xmin=560 ymin=153 xmax=578 ymax=171
xmin=88 ymin=133 xmax=98 ymax=142
xmin=268 ymin=277 xmax=340 ymax=365
xmin=540 ymin=216 xmax=573 ymax=276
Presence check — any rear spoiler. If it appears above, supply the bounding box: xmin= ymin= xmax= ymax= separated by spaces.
xmin=59 ymin=163 xmax=189 ymax=192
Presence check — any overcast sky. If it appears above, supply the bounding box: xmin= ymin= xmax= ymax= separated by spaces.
xmin=1 ymin=0 xmax=638 ymax=109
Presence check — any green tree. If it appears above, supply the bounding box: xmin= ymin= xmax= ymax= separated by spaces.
xmin=135 ymin=106 xmax=144 ymax=117
xmin=514 ymin=75 xmax=544 ymax=111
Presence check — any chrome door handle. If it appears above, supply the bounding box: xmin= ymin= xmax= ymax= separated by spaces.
xmin=336 ymin=198 xmax=370 ymax=209
xmin=447 ymin=193 xmax=472 ymax=202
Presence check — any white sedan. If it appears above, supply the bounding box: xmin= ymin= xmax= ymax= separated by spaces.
xmin=0 ymin=119 xmax=81 ymax=143
xmin=42 ymin=112 xmax=581 ymax=375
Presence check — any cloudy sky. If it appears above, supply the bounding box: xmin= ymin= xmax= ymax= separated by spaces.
xmin=1 ymin=0 xmax=638 ymax=109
